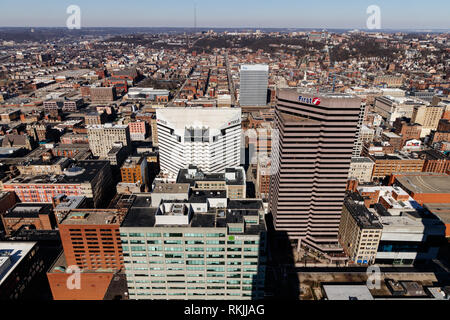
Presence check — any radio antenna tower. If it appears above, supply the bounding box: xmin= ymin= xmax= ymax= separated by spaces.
xmin=194 ymin=2 xmax=197 ymax=34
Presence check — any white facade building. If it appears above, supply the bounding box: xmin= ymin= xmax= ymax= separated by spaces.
xmin=156 ymin=107 xmax=242 ymax=176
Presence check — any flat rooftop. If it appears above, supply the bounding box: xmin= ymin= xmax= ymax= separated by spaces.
xmin=189 ymin=190 xmax=227 ymax=203
xmin=4 ymin=160 xmax=108 ymax=185
xmin=415 ymin=149 xmax=450 ymax=160
xmin=370 ymin=153 xmax=419 ymax=161
xmin=59 ymin=209 xmax=127 ymax=226
xmin=48 ymin=251 xmax=115 ymax=274
xmin=240 ymin=64 xmax=269 ymax=72
xmin=351 ymin=157 xmax=374 ymax=164
xmin=396 ymin=175 xmax=450 ymax=194
xmin=383 ymin=131 xmax=401 ymax=138
xmin=424 ymin=203 xmax=450 ymax=224
xmin=344 ymin=198 xmax=383 ymax=229
xmin=121 ymin=196 xmax=265 ymax=234
xmin=4 ymin=203 xmax=52 ymax=218
xmin=152 ymin=183 xmax=190 ymax=194
xmin=323 ymin=285 xmax=374 ymax=300
xmin=177 ymin=167 xmax=245 ymax=186
xmin=54 ymin=195 xmax=86 ymax=212
xmin=0 ymin=242 xmax=37 ymax=286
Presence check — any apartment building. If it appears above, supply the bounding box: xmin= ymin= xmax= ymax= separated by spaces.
xmin=120 ymin=156 xmax=149 ymax=188
xmin=1 ymin=203 xmax=56 ymax=235
xmin=411 ymin=105 xmax=445 ymax=137
xmin=256 ymin=156 xmax=271 ymax=200
xmin=57 ymin=208 xmax=128 ymax=271
xmin=348 ymin=157 xmax=375 ymax=183
xmin=128 ymin=121 xmax=148 ymax=141
xmin=338 ymin=195 xmax=383 ymax=265
xmin=416 ymin=150 xmax=450 ymax=174
xmin=89 ymin=87 xmax=117 ymax=102
xmin=87 ymin=124 xmax=131 ymax=158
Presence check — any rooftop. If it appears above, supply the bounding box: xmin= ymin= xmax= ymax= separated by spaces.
xmin=240 ymin=64 xmax=269 ymax=72
xmin=152 ymin=183 xmax=190 ymax=194
xmin=344 ymin=197 xmax=383 ymax=229
xmin=59 ymin=209 xmax=127 ymax=226
xmin=351 ymin=157 xmax=374 ymax=164
xmin=396 ymin=174 xmax=450 ymax=194
xmin=323 ymin=285 xmax=374 ymax=300
xmin=424 ymin=203 xmax=450 ymax=224
xmin=121 ymin=196 xmax=265 ymax=234
xmin=156 ymin=107 xmax=241 ymax=137
xmin=4 ymin=160 xmax=108 ymax=185
xmin=4 ymin=203 xmax=53 ymax=218
xmin=0 ymin=242 xmax=37 ymax=286
xmin=176 ymin=166 xmax=245 ymax=186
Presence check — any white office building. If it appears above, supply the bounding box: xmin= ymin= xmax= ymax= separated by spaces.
xmin=156 ymin=107 xmax=242 ymax=176
xmin=239 ymin=64 xmax=269 ymax=106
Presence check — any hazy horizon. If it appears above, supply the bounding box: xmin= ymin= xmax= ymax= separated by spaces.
xmin=1 ymin=0 xmax=449 ymax=30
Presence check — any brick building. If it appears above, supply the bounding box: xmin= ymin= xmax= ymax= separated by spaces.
xmin=57 ymin=208 xmax=127 ymax=271
xmin=1 ymin=203 xmax=56 ymax=235
xmin=1 ymin=160 xmax=113 ymax=208
xmin=369 ymin=154 xmax=425 ymax=180
xmin=416 ymin=150 xmax=450 ymax=174
xmin=89 ymin=87 xmax=117 ymax=102
xmin=393 ymin=173 xmax=450 ymax=205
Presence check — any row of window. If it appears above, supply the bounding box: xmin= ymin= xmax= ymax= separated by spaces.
xmin=123 ymin=246 xmax=259 ymax=252
xmin=122 ymin=239 xmax=260 ymax=245
xmin=128 ymin=286 xmax=256 ymax=291
xmin=122 ymin=233 xmax=226 ymax=238
xmin=129 ymin=293 xmax=254 ymax=297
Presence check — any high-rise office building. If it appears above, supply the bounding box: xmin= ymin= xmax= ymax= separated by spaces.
xmin=239 ymin=65 xmax=269 ymax=106
xmin=156 ymin=107 xmax=241 ymax=176
xmin=269 ymin=89 xmax=361 ymax=259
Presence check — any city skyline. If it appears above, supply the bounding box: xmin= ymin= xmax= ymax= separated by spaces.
xmin=1 ymin=0 xmax=450 ymax=30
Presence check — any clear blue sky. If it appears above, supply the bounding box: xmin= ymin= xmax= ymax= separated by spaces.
xmin=0 ymin=0 xmax=449 ymax=29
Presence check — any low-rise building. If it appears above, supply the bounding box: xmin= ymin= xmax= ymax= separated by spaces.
xmin=369 ymin=153 xmax=425 ymax=180
xmin=393 ymin=173 xmax=450 ymax=205
xmin=348 ymin=157 xmax=374 ymax=183
xmin=176 ymin=165 xmax=246 ymax=200
xmin=1 ymin=203 xmax=56 ymax=235
xmin=1 ymin=160 xmax=113 ymax=208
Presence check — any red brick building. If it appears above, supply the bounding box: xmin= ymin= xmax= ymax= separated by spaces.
xmin=58 ymin=209 xmax=126 ymax=271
